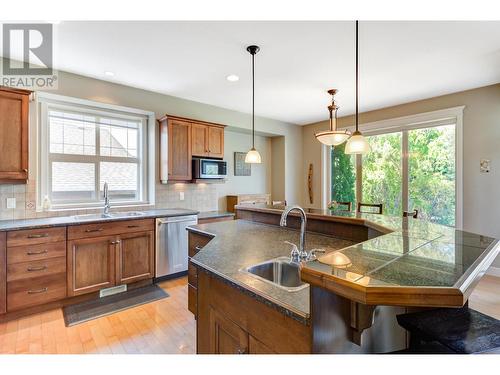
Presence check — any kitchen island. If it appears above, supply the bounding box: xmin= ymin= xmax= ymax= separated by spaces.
xmin=188 ymin=205 xmax=500 ymax=354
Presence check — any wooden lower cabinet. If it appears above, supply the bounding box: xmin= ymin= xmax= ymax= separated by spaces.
xmin=0 ymin=232 xmax=6 ymax=314
xmin=116 ymin=230 xmax=154 ymax=284
xmin=67 ymin=235 xmax=116 ymax=296
xmin=187 ymin=231 xmax=213 ymax=317
xmin=197 ymin=270 xmax=312 ymax=354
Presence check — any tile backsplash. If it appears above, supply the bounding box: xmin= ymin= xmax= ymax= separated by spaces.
xmin=0 ymin=179 xmax=219 ymax=221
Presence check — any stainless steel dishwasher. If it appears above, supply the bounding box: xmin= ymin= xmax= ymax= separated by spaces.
xmin=155 ymin=215 xmax=198 ymax=278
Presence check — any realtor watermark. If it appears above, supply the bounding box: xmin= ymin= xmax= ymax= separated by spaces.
xmin=1 ymin=23 xmax=58 ymax=89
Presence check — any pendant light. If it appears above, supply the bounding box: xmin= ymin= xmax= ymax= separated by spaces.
xmin=315 ymin=89 xmax=351 ymax=146
xmin=345 ymin=20 xmax=371 ymax=155
xmin=245 ymin=45 xmax=262 ymax=164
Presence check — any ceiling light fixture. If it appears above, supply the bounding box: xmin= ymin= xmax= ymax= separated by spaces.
xmin=104 ymin=71 xmax=115 ymax=77
xmin=226 ymin=74 xmax=239 ymax=82
xmin=345 ymin=20 xmax=371 ymax=155
xmin=245 ymin=45 xmax=262 ymax=164
xmin=314 ymin=88 xmax=351 ymax=146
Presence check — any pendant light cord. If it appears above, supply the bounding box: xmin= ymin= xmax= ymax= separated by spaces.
xmin=252 ymin=51 xmax=255 ymax=149
xmin=355 ymin=20 xmax=359 ymax=133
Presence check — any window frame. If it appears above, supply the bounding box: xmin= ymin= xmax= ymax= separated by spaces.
xmin=37 ymin=92 xmax=156 ymax=211
xmin=323 ymin=106 xmax=464 ymax=228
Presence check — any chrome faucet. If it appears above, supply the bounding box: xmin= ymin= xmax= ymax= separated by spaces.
xmin=280 ymin=205 xmax=308 ymax=261
xmin=103 ymin=182 xmax=111 ymax=216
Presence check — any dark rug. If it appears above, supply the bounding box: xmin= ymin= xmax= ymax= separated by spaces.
xmin=63 ymin=285 xmax=169 ymax=326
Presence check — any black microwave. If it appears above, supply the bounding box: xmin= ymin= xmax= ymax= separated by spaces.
xmin=193 ymin=158 xmax=227 ymax=179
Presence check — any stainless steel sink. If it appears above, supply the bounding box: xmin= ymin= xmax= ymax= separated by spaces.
xmin=73 ymin=211 xmax=146 ymax=220
xmin=242 ymin=257 xmax=308 ymax=291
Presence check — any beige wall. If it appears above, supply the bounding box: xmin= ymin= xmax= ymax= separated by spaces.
xmin=303 ymin=83 xmax=500 ymax=266
xmin=0 ymin=63 xmax=302 ymax=219
xmin=271 ymin=136 xmax=286 ymax=203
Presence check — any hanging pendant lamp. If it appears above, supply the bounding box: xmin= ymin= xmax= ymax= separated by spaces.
xmin=245 ymin=45 xmax=262 ymax=164
xmin=315 ymin=89 xmax=351 ymax=146
xmin=345 ymin=20 xmax=371 ymax=155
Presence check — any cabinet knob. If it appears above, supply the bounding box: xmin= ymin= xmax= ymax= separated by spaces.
xmin=110 ymin=240 xmax=121 ymax=245
xmin=237 ymin=348 xmax=247 ymax=354
xmin=23 ymin=168 xmax=28 ymax=173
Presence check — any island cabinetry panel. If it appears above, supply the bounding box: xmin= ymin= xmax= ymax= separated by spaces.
xmin=115 ymin=230 xmax=154 ymax=285
xmin=0 ymin=233 xmax=6 ymax=314
xmin=187 ymin=231 xmax=213 ymax=317
xmin=197 ymin=270 xmax=312 ymax=354
xmin=0 ymin=87 xmax=30 ymax=183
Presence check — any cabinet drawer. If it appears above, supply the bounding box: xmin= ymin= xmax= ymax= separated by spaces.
xmin=188 ymin=261 xmax=198 ymax=287
xmin=68 ymin=219 xmax=154 ymax=240
xmin=188 ymin=232 xmax=212 ymax=258
xmin=7 ymin=256 xmax=66 ymax=282
xmin=7 ymin=241 xmax=66 ymax=265
xmin=7 ymin=273 xmax=66 ymax=311
xmin=188 ymin=283 xmax=197 ymax=316
xmin=7 ymin=227 xmax=66 ymax=247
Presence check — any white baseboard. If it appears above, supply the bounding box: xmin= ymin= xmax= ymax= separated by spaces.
xmin=486 ymin=266 xmax=500 ymax=277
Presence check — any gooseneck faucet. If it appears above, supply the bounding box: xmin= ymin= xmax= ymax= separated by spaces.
xmin=103 ymin=182 xmax=110 ymax=216
xmin=280 ymin=205 xmax=308 ymax=260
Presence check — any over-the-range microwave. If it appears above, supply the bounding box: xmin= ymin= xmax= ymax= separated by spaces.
xmin=193 ymin=157 xmax=227 ymax=179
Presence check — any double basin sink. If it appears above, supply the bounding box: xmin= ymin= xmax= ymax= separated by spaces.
xmin=72 ymin=211 xmax=146 ymax=220
xmin=242 ymin=257 xmax=308 ymax=292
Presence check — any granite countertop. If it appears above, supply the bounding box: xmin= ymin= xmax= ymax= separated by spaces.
xmin=197 ymin=211 xmax=235 ymax=220
xmin=189 ymin=220 xmax=355 ymax=322
xmin=237 ymin=205 xmax=500 ymax=307
xmin=0 ymin=208 xmax=199 ymax=232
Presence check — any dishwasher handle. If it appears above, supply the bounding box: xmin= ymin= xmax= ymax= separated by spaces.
xmin=157 ymin=215 xmax=198 ymax=225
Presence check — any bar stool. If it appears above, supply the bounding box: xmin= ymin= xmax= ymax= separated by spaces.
xmin=396 ymin=306 xmax=500 ymax=354
xmin=357 ymin=202 xmax=383 ymax=214
xmin=335 ymin=201 xmax=352 ymax=212
xmin=403 ymin=209 xmax=419 ymax=218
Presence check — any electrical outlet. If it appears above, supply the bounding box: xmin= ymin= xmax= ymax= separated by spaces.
xmin=179 ymin=191 xmax=185 ymax=201
xmin=6 ymin=197 xmax=16 ymax=209
xmin=480 ymin=159 xmax=491 ymax=173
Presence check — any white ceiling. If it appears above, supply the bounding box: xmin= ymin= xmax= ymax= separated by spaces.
xmin=49 ymin=21 xmax=500 ymax=125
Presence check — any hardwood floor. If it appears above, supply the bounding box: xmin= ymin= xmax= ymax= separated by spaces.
xmin=0 ymin=277 xmax=195 ymax=354
xmin=0 ymin=275 xmax=498 ymax=354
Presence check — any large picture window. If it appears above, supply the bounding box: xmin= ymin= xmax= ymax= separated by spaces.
xmin=328 ymin=107 xmax=463 ymax=227
xmin=38 ymin=94 xmax=155 ymax=210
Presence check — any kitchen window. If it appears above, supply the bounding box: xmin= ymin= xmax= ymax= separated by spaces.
xmin=37 ymin=93 xmax=156 ymax=210
xmin=325 ymin=106 xmax=463 ymax=228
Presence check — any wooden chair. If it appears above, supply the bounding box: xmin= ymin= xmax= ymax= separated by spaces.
xmin=335 ymin=201 xmax=352 ymax=212
xmin=272 ymin=200 xmax=287 ymax=206
xmin=357 ymin=202 xmax=383 ymax=215
xmin=403 ymin=209 xmax=419 ymax=218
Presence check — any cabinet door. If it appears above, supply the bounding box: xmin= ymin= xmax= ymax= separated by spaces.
xmin=249 ymin=335 xmax=276 ymax=354
xmin=0 ymin=89 xmax=29 ymax=182
xmin=168 ymin=119 xmax=192 ymax=181
xmin=191 ymin=123 xmax=208 ymax=157
xmin=207 ymin=126 xmax=224 ymax=158
xmin=116 ymin=230 xmax=154 ymax=284
xmin=67 ymin=235 xmax=116 ymax=296
xmin=0 ymin=232 xmax=6 ymax=314
xmin=209 ymin=307 xmax=249 ymax=354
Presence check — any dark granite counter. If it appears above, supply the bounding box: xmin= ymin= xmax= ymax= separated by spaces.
xmin=197 ymin=211 xmax=235 ymax=220
xmin=237 ymin=205 xmax=500 ymax=307
xmin=0 ymin=208 xmax=199 ymax=232
xmin=188 ymin=220 xmax=355 ymax=322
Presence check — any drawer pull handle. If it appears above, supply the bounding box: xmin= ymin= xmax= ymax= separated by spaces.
xmin=85 ymin=228 xmax=104 ymax=233
xmin=110 ymin=240 xmax=121 ymax=245
xmin=27 ymin=287 xmax=48 ymax=294
xmin=27 ymin=265 xmax=48 ymax=272
xmin=27 ymin=249 xmax=48 ymax=255
xmin=27 ymin=233 xmax=49 ymax=239
xmin=127 ymin=225 xmax=140 ymax=228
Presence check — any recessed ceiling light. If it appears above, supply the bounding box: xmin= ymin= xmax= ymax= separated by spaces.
xmin=226 ymin=74 xmax=239 ymax=82
xmin=104 ymin=71 xmax=115 ymax=77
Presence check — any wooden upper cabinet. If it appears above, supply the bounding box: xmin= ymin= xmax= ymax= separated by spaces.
xmin=0 ymin=87 xmax=31 ymax=183
xmin=167 ymin=118 xmax=192 ymax=181
xmin=115 ymin=230 xmax=154 ymax=285
xmin=192 ymin=123 xmax=209 ymax=157
xmin=207 ymin=126 xmax=224 ymax=158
